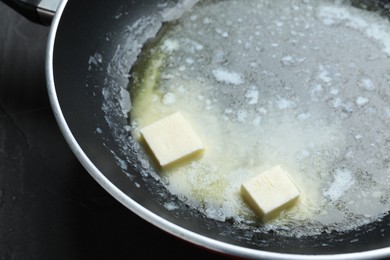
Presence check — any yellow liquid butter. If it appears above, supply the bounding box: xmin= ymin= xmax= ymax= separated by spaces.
xmin=129 ymin=0 xmax=390 ymax=236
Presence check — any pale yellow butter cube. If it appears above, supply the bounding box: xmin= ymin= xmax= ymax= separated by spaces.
xmin=140 ymin=112 xmax=204 ymax=169
xmin=241 ymin=165 xmax=300 ymax=223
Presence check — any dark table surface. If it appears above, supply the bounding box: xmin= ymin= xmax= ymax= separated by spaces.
xmin=0 ymin=3 xmax=230 ymax=259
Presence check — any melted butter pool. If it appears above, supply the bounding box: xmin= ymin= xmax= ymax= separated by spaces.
xmin=129 ymin=0 xmax=390 ymax=236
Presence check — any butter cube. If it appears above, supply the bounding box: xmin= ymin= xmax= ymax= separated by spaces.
xmin=140 ymin=112 xmax=204 ymax=169
xmin=241 ymin=165 xmax=300 ymax=223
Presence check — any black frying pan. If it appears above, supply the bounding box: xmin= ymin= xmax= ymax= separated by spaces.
xmin=4 ymin=0 xmax=390 ymax=258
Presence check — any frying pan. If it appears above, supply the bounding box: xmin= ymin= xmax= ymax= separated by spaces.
xmin=4 ymin=0 xmax=390 ymax=258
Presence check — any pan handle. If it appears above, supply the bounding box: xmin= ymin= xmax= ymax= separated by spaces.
xmin=1 ymin=0 xmax=61 ymax=25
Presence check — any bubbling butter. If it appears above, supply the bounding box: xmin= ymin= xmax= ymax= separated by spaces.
xmin=129 ymin=0 xmax=390 ymax=236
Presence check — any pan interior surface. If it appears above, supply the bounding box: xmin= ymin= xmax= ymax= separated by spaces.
xmin=49 ymin=0 xmax=390 ymax=258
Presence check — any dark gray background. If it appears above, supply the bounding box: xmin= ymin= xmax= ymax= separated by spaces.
xmin=0 ymin=2 xmax=228 ymax=259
